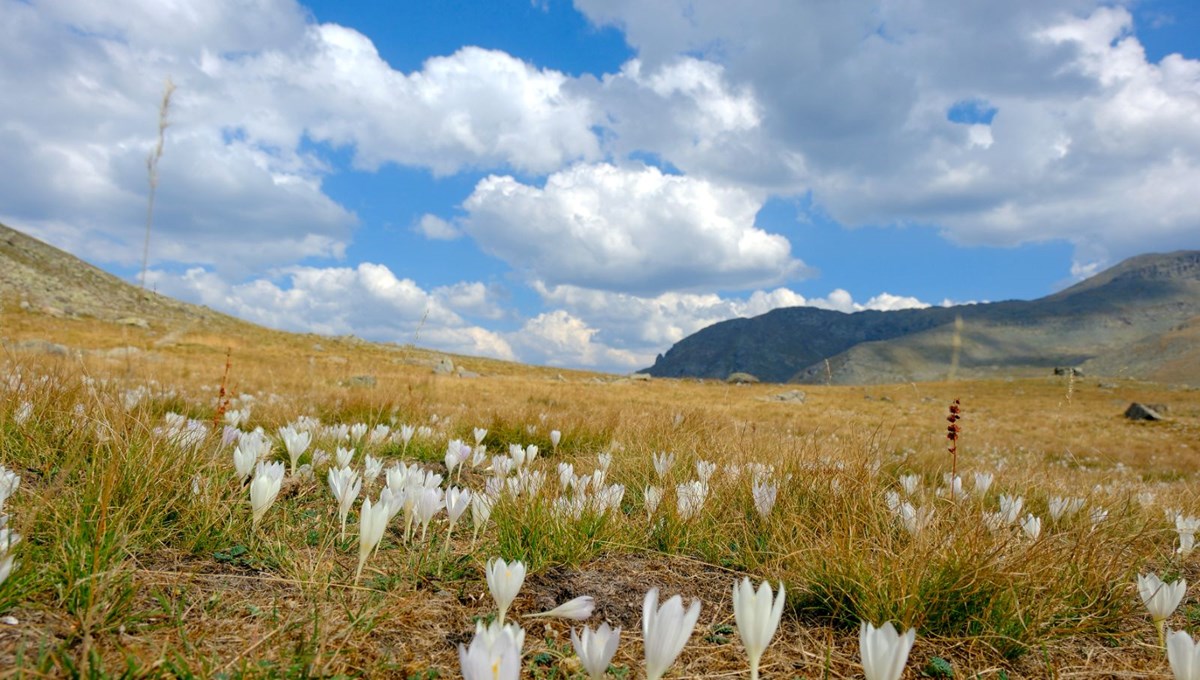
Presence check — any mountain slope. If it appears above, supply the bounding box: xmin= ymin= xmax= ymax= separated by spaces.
xmin=0 ymin=222 xmax=231 ymax=327
xmin=645 ymin=251 xmax=1200 ymax=385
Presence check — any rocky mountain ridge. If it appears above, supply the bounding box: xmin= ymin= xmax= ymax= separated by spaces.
xmin=644 ymin=251 xmax=1200 ymax=385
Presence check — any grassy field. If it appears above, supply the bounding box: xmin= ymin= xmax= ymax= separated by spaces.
xmin=1 ymin=311 xmax=1199 ymax=678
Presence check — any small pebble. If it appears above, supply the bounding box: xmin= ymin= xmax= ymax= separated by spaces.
xmin=1 ymin=616 xmax=18 ymax=625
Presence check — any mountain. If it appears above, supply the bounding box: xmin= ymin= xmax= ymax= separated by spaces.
xmin=643 ymin=250 xmax=1200 ymax=385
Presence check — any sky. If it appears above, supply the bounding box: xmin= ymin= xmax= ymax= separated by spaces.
xmin=1 ymin=0 xmax=1198 ymax=373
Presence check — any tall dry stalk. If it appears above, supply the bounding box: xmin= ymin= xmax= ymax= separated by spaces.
xmin=139 ymin=77 xmax=176 ymax=290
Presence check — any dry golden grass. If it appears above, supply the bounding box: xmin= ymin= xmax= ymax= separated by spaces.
xmin=1 ymin=309 xmax=1199 ymax=678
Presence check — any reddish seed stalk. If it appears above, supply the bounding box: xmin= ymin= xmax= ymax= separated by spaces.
xmin=212 ymin=347 xmax=233 ymax=429
xmin=946 ymin=398 xmax=962 ymax=482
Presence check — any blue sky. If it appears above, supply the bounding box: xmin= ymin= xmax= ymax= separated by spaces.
xmin=2 ymin=0 xmax=1198 ymax=372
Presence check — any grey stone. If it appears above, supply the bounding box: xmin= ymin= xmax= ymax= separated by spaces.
xmin=15 ymin=339 xmax=69 ymax=355
xmin=1124 ymin=402 xmax=1165 ymax=421
xmin=116 ymin=316 xmax=150 ymax=329
xmin=433 ymin=356 xmax=455 ymax=375
xmin=105 ymin=346 xmax=141 ymax=358
xmin=629 ymin=372 xmax=652 ymax=381
xmin=457 ymin=368 xmax=480 ymax=379
xmin=725 ymin=372 xmax=759 ymax=384
xmin=346 ymin=375 xmax=377 ymax=387
xmin=766 ymin=389 xmax=807 ymax=403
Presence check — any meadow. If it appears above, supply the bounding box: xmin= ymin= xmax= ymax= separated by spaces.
xmin=1 ymin=312 xmax=1199 ymax=679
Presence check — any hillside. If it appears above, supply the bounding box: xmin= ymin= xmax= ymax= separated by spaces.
xmin=0 ymin=222 xmax=579 ymax=381
xmin=645 ymin=251 xmax=1200 ymax=385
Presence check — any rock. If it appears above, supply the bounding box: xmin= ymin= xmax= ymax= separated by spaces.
xmin=105 ymin=346 xmax=141 ymax=358
xmin=766 ymin=389 xmax=806 ymax=403
xmin=42 ymin=305 xmax=65 ymax=318
xmin=325 ymin=356 xmax=348 ymax=365
xmin=1098 ymin=382 xmax=1119 ymax=389
xmin=456 ymin=368 xmax=480 ymax=379
xmin=725 ymin=372 xmax=759 ymax=384
xmin=1054 ymin=366 xmax=1084 ymax=377
xmin=346 ymin=375 xmax=377 ymax=388
xmin=629 ymin=372 xmax=652 ymax=381
xmin=311 ymin=343 xmax=325 ymax=352
xmin=553 ymin=373 xmax=566 ymax=382
xmin=14 ymin=339 xmax=69 ymax=355
xmin=433 ymin=356 xmax=455 ymax=375
xmin=1124 ymin=402 xmax=1165 ymax=421
xmin=116 ymin=316 xmax=150 ymax=329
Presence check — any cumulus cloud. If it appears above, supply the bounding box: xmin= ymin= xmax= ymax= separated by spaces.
xmin=576 ymin=1 xmax=1200 ymax=267
xmin=415 ymin=214 xmax=462 ymax=240
xmin=0 ymin=1 xmax=600 ymax=274
xmin=509 ymin=311 xmax=643 ymax=370
xmin=145 ymin=264 xmax=515 ymax=360
xmin=462 ymin=163 xmax=807 ymax=295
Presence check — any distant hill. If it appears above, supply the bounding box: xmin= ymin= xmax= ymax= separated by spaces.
xmin=643 ymin=251 xmax=1200 ymax=385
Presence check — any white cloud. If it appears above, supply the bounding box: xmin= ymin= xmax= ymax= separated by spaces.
xmin=509 ymin=311 xmax=643 ymax=370
xmin=462 ymin=162 xmax=807 ymax=295
xmin=432 ymin=281 xmax=508 ymax=320
xmin=416 ymin=214 xmax=462 ymax=240
xmin=145 ymin=264 xmax=515 ymax=360
xmin=0 ymin=2 xmax=600 ymax=274
xmin=576 ymin=1 xmax=1200 ymax=265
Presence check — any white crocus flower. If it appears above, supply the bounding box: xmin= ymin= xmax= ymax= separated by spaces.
xmin=676 ymin=481 xmax=708 ymax=520
xmin=1168 ymin=629 xmax=1200 ymax=680
xmin=471 ymin=444 xmax=488 ymax=468
xmin=642 ymin=588 xmax=701 ymax=680
xmin=232 ymin=444 xmax=257 ymax=483
xmin=652 ymin=452 xmax=674 ymax=480
xmin=998 ymin=494 xmax=1023 ymax=525
xmin=695 ymin=460 xmax=717 ymax=484
xmin=486 ymin=558 xmax=526 ymax=625
xmin=335 ymin=446 xmax=354 ymax=469
xmin=571 ymin=622 xmax=621 ymax=680
xmin=558 ymin=463 xmax=575 ymax=490
xmin=327 ymin=466 xmax=362 ymax=541
xmin=732 ymin=579 xmax=786 ymax=680
xmin=1020 ymin=513 xmax=1042 ymax=540
xmin=354 ymin=497 xmax=389 ymax=584
xmin=860 ymin=621 xmax=916 ymax=680
xmin=550 ymin=429 xmax=561 ymax=450
xmin=898 ymin=474 xmax=920 ymax=496
xmin=752 ymin=480 xmax=777 ymax=518
xmin=527 ymin=595 xmax=595 ymax=620
xmin=363 ymin=455 xmax=384 ymax=486
xmin=459 ymin=620 xmax=523 ymax=680
xmin=473 ymin=427 xmax=488 ymax=445
xmin=644 ymin=486 xmax=663 ymax=515
xmin=249 ymin=461 xmax=285 ymax=528
xmin=416 ymin=487 xmax=445 ymax=542
xmin=1139 ymin=572 xmax=1187 ymax=646
xmin=1179 ymin=532 xmax=1196 ymax=558
xmin=277 ymin=425 xmax=312 ymax=475
xmin=973 ymin=471 xmax=993 ymax=495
